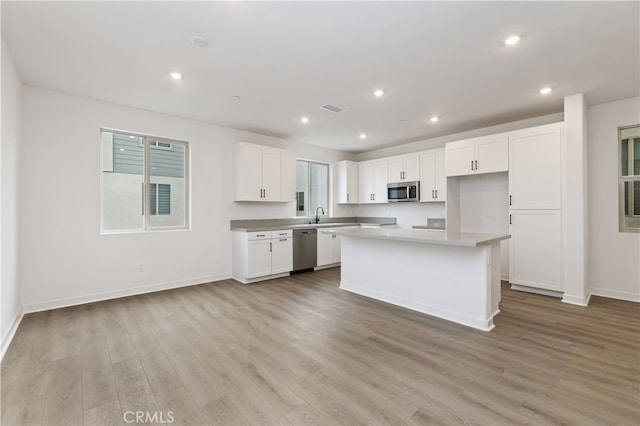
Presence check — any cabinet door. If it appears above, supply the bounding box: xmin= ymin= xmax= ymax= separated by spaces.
xmin=358 ymin=163 xmax=374 ymax=203
xmin=271 ymin=237 xmax=293 ymax=274
xmin=247 ymin=240 xmax=272 ymax=279
xmin=509 ymin=210 xmax=562 ymax=291
xmin=419 ymin=150 xmax=436 ymax=201
xmin=372 ymin=160 xmax=388 ymax=202
xmin=445 ymin=140 xmax=475 ymax=176
xmin=434 ymin=148 xmax=446 ymax=201
xmin=403 ymin=155 xmax=420 ymax=181
xmin=388 ymin=158 xmax=404 ymax=182
xmin=346 ymin=162 xmax=358 ymax=204
xmin=280 ymin=150 xmax=296 ymax=202
xmin=337 ymin=161 xmax=358 ymax=204
xmin=509 ymin=126 xmax=562 ymax=209
xmin=317 ymin=231 xmax=334 ymax=266
xmin=475 ymin=135 xmax=508 ymax=174
xmin=235 ymin=144 xmax=263 ymax=201
xmin=331 ymin=233 xmax=341 ymax=264
xmin=261 ymin=148 xmax=281 ymax=201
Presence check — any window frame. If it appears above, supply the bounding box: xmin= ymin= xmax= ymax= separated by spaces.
xmin=100 ymin=129 xmax=190 ymax=234
xmin=618 ymin=124 xmax=640 ymax=233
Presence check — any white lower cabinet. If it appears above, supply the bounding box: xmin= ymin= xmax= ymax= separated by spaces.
xmin=509 ymin=210 xmax=562 ymax=291
xmin=317 ymin=229 xmax=341 ymax=267
xmin=247 ymin=239 xmax=273 ymax=279
xmin=232 ymin=230 xmax=293 ymax=283
xmin=271 ymin=235 xmax=294 ymax=274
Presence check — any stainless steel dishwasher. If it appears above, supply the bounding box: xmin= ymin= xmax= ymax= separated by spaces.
xmin=292 ymin=229 xmax=317 ymax=272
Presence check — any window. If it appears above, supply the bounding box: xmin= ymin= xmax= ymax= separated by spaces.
xmin=150 ymin=183 xmax=171 ymax=215
xmin=101 ymin=130 xmax=189 ymax=232
xmin=619 ymin=124 xmax=640 ymax=232
xmin=296 ymin=160 xmax=329 ymax=217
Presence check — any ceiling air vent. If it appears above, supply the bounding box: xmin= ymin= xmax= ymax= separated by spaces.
xmin=320 ymin=104 xmax=345 ymax=113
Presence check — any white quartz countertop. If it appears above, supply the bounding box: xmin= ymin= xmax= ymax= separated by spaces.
xmin=324 ymin=227 xmax=510 ymax=247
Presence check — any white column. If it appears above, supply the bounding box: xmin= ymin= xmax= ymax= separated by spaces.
xmin=562 ymin=94 xmax=590 ymax=305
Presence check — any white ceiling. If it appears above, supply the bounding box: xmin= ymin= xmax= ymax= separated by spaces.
xmin=2 ymin=1 xmax=639 ymax=153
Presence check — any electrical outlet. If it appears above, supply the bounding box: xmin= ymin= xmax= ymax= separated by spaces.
xmin=138 ymin=263 xmax=144 ymax=272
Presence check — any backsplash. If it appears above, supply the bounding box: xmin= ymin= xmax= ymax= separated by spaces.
xmin=355 ymin=202 xmax=445 ymax=229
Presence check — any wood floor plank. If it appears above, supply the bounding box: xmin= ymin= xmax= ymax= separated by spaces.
xmin=42 ymin=355 xmax=83 ymax=425
xmin=83 ymin=400 xmax=125 ymax=426
xmin=2 ymin=267 xmax=638 ymax=425
xmin=111 ymin=358 xmax=160 ymax=417
xmin=154 ymin=386 xmax=206 ymax=425
xmin=0 ymin=396 xmax=47 ymax=426
xmin=82 ymin=338 xmax=119 ymax=411
xmin=199 ymin=396 xmax=252 ymax=425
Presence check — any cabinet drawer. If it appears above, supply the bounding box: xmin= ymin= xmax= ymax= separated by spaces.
xmin=272 ymin=229 xmax=293 ymax=238
xmin=247 ymin=231 xmax=272 ymax=240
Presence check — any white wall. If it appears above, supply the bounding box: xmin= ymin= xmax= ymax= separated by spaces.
xmin=587 ymin=97 xmax=640 ymax=302
xmin=20 ymin=87 xmax=355 ymax=311
xmin=1 ymin=39 xmax=23 ymax=356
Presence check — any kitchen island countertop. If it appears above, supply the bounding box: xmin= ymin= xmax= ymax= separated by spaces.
xmin=324 ymin=227 xmax=510 ymax=247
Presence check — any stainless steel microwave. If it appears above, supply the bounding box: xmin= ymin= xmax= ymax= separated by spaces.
xmin=387 ymin=181 xmax=419 ymax=202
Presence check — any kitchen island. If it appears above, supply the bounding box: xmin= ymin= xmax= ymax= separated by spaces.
xmin=324 ymin=228 xmax=510 ymax=331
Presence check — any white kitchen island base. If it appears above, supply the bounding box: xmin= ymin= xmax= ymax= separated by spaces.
xmin=330 ymin=228 xmax=509 ymax=331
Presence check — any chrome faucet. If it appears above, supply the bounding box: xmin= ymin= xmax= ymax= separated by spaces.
xmin=315 ymin=206 xmax=325 ymax=224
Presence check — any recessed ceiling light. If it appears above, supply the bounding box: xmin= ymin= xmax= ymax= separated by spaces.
xmin=301 ymin=117 xmax=309 ymax=124
xmin=169 ymin=72 xmax=182 ymax=80
xmin=360 ymin=133 xmax=367 ymax=139
xmin=540 ymin=87 xmax=552 ymax=95
xmin=504 ymin=34 xmax=521 ymax=46
xmin=373 ymin=89 xmax=384 ymax=97
xmin=190 ymin=35 xmax=208 ymax=47
xmin=430 ymin=116 xmax=439 ymax=123
xmin=232 ymin=95 xmax=240 ymax=100
xmin=128 ymin=135 xmax=135 ymax=139
xmin=120 ymin=148 xmax=125 ymax=151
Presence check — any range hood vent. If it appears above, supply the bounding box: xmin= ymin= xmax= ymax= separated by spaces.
xmin=320 ymin=104 xmax=345 ymax=113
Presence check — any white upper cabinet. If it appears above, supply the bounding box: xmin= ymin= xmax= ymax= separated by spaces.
xmin=234 ymin=142 xmax=295 ymax=202
xmin=420 ymin=148 xmax=446 ymax=202
xmin=337 ymin=160 xmax=358 ymax=204
xmin=445 ymin=134 xmax=508 ymax=176
xmin=261 ymin=147 xmax=282 ymax=201
xmin=508 ymin=124 xmax=562 ymax=210
xmin=359 ymin=160 xmax=388 ymax=203
xmin=388 ymin=154 xmax=420 ymax=182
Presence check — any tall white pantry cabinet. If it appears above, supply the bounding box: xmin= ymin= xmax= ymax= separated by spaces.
xmin=508 ymin=123 xmax=563 ymax=292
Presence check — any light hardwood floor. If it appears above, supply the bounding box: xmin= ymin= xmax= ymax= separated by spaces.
xmin=2 ymin=267 xmax=639 ymax=425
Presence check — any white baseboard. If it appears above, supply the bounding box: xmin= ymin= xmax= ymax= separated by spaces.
xmin=511 ymin=284 xmax=564 ymax=298
xmin=340 ymin=280 xmax=495 ymax=332
xmin=562 ymin=292 xmax=592 ymax=306
xmin=1 ymin=308 xmax=24 ymax=362
xmin=22 ymin=273 xmax=232 ymax=313
xmin=589 ymin=287 xmax=639 ymax=303
xmin=233 ymin=272 xmax=290 ymax=284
